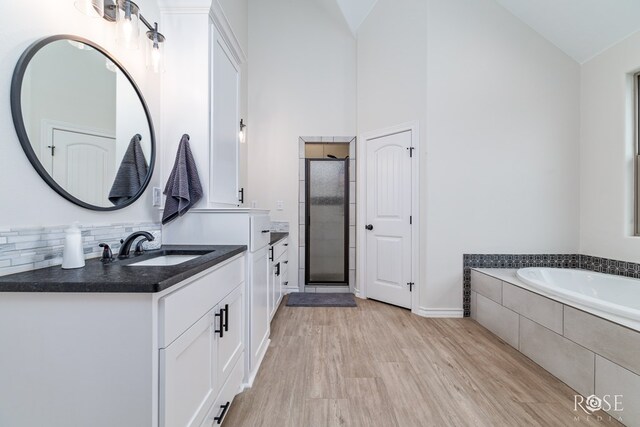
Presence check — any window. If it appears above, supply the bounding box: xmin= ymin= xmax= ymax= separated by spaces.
xmin=633 ymin=73 xmax=640 ymax=236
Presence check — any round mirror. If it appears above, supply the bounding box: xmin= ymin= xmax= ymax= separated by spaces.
xmin=10 ymin=35 xmax=155 ymax=210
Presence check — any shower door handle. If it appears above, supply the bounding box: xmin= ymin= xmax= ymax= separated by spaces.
xmin=365 ymin=224 xmax=373 ymax=231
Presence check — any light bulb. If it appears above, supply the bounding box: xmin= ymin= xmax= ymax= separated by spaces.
xmin=150 ymin=45 xmax=161 ymax=73
xmin=123 ymin=18 xmax=133 ymax=42
xmin=116 ymin=0 xmax=140 ymax=50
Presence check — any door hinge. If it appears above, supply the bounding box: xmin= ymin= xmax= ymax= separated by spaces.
xmin=407 ymin=147 xmax=415 ymax=157
xmin=407 ymin=282 xmax=414 ymax=292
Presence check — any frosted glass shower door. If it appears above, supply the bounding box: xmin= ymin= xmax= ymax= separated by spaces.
xmin=305 ymin=159 xmax=349 ymax=285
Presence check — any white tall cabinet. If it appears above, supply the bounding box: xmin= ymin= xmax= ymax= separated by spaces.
xmin=160 ymin=1 xmax=247 ymax=208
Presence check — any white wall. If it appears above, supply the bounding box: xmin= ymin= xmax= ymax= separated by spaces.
xmin=579 ymin=31 xmax=640 ymax=263
xmin=358 ymin=0 xmax=581 ymax=313
xmin=0 ymin=0 xmax=161 ymax=228
xmin=247 ymin=0 xmax=357 ymax=288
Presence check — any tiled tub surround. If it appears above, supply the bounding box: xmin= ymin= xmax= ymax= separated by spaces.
xmin=299 ymin=136 xmax=356 ymax=293
xmin=471 ymin=269 xmax=640 ymax=425
xmin=0 ymin=223 xmax=161 ymax=277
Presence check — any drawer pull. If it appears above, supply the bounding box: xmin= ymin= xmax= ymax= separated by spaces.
xmin=284 ymin=243 xmax=288 ymax=247
xmin=269 ymin=247 xmax=274 ymax=261
xmin=275 ymin=262 xmax=280 ymax=276
xmin=283 ymin=261 xmax=288 ymax=264
xmin=214 ymin=401 xmax=231 ymax=424
xmin=261 ymin=230 xmax=270 ymax=233
xmin=223 ymin=303 xmax=229 ymax=332
xmin=214 ymin=310 xmax=224 ymax=338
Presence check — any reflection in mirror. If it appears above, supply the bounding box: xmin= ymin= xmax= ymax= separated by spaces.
xmin=13 ymin=36 xmax=154 ymax=210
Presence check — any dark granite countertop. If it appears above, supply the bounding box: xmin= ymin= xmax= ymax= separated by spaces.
xmin=0 ymin=245 xmax=247 ymax=293
xmin=269 ymin=232 xmax=289 ymax=246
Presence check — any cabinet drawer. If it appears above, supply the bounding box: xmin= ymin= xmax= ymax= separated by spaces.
xmin=160 ymin=256 xmax=245 ymax=348
xmin=273 ymin=238 xmax=288 ymax=261
xmin=250 ymin=215 xmax=271 ymax=252
xmin=201 ymin=355 xmax=244 ymax=426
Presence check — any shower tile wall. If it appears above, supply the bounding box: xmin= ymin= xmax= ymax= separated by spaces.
xmin=299 ymin=136 xmax=356 ymax=292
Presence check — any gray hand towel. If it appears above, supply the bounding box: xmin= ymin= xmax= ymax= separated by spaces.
xmin=109 ymin=134 xmax=149 ymax=205
xmin=162 ymin=134 xmax=203 ymax=225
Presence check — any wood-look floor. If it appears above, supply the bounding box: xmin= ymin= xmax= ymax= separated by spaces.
xmin=224 ymin=297 xmax=621 ymax=427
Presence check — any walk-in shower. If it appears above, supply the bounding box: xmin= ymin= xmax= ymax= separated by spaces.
xmin=305 ymin=158 xmax=349 ymax=285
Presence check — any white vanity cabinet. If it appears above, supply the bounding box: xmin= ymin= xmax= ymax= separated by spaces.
xmin=0 ymin=252 xmax=246 ymax=427
xmin=159 ymin=256 xmax=246 ymax=427
xmin=163 ymin=210 xmax=273 ymax=387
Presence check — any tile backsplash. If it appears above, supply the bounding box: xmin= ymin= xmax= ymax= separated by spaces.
xmin=0 ymin=222 xmax=161 ymax=277
xmin=270 ymin=221 xmax=290 ymax=232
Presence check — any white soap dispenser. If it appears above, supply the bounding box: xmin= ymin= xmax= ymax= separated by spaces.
xmin=62 ymin=222 xmax=85 ymax=269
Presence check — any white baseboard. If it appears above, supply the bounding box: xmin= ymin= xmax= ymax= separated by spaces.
xmin=354 ymin=290 xmax=365 ymax=299
xmin=414 ymin=307 xmax=464 ymax=318
xmin=242 ymin=338 xmax=270 ymax=389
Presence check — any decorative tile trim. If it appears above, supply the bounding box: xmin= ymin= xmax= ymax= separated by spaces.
xmin=463 ymin=253 xmax=640 ymax=317
xmin=0 ymin=222 xmax=161 ymax=277
xmin=463 ymin=254 xmax=580 ymax=317
xmin=579 ymin=255 xmax=640 ymax=277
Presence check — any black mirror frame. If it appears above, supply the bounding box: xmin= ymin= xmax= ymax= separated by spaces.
xmin=10 ymin=34 xmax=156 ymax=211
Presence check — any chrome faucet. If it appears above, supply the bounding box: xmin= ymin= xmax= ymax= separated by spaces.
xmin=118 ymin=231 xmax=155 ymax=259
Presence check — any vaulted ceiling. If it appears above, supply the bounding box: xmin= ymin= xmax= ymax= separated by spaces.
xmin=333 ymin=0 xmax=640 ymax=63
xmin=494 ymin=0 xmax=640 ymax=63
xmin=334 ymin=0 xmax=378 ymax=35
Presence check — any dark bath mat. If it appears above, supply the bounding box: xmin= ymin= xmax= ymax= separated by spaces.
xmin=286 ymin=292 xmax=357 ymax=307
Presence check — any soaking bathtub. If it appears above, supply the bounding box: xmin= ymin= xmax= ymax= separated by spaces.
xmin=516 ymin=267 xmax=640 ymax=332
xmin=470 ymin=266 xmax=640 ymax=425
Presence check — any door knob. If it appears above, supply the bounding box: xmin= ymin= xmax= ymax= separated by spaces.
xmin=365 ymin=224 xmax=373 ymax=231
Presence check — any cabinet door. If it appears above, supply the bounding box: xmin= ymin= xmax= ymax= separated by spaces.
xmin=210 ymin=25 xmax=240 ymax=206
xmin=278 ymin=259 xmax=288 ymax=305
xmin=250 ymin=247 xmax=270 ymax=371
xmin=160 ymin=310 xmax=218 ymax=427
xmin=217 ymin=284 xmax=244 ymax=385
xmin=268 ymin=261 xmax=275 ymax=320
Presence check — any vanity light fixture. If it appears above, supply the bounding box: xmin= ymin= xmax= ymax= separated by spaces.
xmin=115 ymin=0 xmax=140 ymax=50
xmin=74 ymin=0 xmax=104 ymax=19
xmin=74 ymin=0 xmax=166 ymax=73
xmin=239 ymin=119 xmax=247 ymax=143
xmin=146 ymin=22 xmax=165 ymax=73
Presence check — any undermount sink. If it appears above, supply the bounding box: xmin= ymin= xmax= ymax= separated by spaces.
xmin=127 ymin=255 xmax=201 ymax=267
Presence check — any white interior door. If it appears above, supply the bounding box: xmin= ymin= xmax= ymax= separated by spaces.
xmin=49 ymin=128 xmax=116 ymax=206
xmin=365 ymin=131 xmax=413 ymax=308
